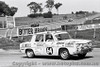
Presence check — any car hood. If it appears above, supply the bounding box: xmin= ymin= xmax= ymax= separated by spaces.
xmin=20 ymin=41 xmax=30 ymax=45
xmin=58 ymin=39 xmax=91 ymax=43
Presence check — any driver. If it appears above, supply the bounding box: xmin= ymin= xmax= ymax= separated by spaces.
xmin=46 ymin=34 xmax=53 ymax=42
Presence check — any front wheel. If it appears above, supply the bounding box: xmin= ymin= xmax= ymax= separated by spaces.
xmin=26 ymin=50 xmax=35 ymax=58
xmin=59 ymin=49 xmax=70 ymax=60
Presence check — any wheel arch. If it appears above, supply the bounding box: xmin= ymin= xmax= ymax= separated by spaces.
xmin=25 ymin=49 xmax=34 ymax=54
xmin=58 ymin=48 xmax=69 ymax=56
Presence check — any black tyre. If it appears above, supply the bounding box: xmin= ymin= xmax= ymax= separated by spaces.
xmin=78 ymin=53 xmax=87 ymax=58
xmin=59 ymin=49 xmax=70 ymax=60
xmin=26 ymin=50 xmax=35 ymax=58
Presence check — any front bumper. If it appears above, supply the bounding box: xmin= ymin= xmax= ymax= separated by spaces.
xmin=73 ymin=47 xmax=93 ymax=55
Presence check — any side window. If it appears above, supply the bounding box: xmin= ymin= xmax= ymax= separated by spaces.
xmin=45 ymin=34 xmax=54 ymax=42
xmin=55 ymin=33 xmax=71 ymax=40
xmin=35 ymin=34 xmax=44 ymax=42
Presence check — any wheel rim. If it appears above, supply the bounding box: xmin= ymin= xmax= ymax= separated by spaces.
xmin=27 ymin=51 xmax=33 ymax=57
xmin=61 ymin=51 xmax=68 ymax=59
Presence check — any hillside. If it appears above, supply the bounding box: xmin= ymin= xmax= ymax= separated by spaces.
xmin=0 ymin=13 xmax=100 ymax=49
xmin=15 ymin=13 xmax=95 ymax=26
xmin=0 ymin=13 xmax=99 ymax=37
xmin=15 ymin=14 xmax=75 ymax=26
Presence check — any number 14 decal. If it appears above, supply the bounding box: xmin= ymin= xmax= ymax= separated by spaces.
xmin=46 ymin=47 xmax=53 ymax=55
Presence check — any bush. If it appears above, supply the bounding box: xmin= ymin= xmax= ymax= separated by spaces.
xmin=75 ymin=11 xmax=89 ymax=15
xmin=43 ymin=11 xmax=53 ymax=18
xmin=28 ymin=13 xmax=42 ymax=18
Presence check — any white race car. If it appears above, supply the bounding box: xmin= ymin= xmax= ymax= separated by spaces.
xmin=20 ymin=31 xmax=93 ymax=60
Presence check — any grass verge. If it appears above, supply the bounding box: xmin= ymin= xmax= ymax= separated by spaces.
xmin=0 ymin=38 xmax=20 ymax=50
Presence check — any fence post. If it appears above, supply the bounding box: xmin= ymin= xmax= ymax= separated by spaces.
xmin=5 ymin=29 xmax=9 ymax=38
xmin=74 ymin=30 xmax=77 ymax=38
xmin=9 ymin=28 xmax=13 ymax=40
xmin=93 ymin=28 xmax=96 ymax=38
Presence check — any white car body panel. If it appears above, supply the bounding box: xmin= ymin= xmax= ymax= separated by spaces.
xmin=20 ymin=31 xmax=93 ymax=56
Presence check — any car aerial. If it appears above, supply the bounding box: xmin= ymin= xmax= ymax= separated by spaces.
xmin=20 ymin=31 xmax=93 ymax=60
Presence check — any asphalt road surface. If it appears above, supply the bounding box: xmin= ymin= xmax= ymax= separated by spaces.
xmin=0 ymin=48 xmax=100 ymax=67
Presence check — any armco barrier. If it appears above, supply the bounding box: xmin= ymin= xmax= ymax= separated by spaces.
xmin=77 ymin=24 xmax=100 ymax=31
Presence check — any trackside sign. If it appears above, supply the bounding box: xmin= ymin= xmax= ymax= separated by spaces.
xmin=77 ymin=24 xmax=100 ymax=30
xmin=17 ymin=26 xmax=47 ymax=36
xmin=6 ymin=16 xmax=15 ymax=29
xmin=18 ymin=27 xmax=33 ymax=36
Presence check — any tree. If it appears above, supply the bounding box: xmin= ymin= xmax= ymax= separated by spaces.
xmin=45 ymin=0 xmax=54 ymax=12
xmin=27 ymin=2 xmax=41 ymax=14
xmin=38 ymin=3 xmax=43 ymax=14
xmin=0 ymin=1 xmax=9 ymax=16
xmin=0 ymin=1 xmax=18 ymax=16
xmin=10 ymin=7 xmax=18 ymax=16
xmin=54 ymin=3 xmax=62 ymax=15
xmin=71 ymin=12 xmax=74 ymax=14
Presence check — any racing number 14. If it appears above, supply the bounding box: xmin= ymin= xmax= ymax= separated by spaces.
xmin=46 ymin=47 xmax=53 ymax=55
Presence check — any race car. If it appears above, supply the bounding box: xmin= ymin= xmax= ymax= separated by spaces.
xmin=20 ymin=31 xmax=93 ymax=60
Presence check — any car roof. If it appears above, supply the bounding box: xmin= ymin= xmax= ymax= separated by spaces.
xmin=35 ymin=31 xmax=68 ymax=35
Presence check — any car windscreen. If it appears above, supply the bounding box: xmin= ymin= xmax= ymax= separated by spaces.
xmin=55 ymin=33 xmax=71 ymax=40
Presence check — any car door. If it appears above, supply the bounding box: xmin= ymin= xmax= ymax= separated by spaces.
xmin=34 ymin=34 xmax=45 ymax=55
xmin=44 ymin=33 xmax=57 ymax=56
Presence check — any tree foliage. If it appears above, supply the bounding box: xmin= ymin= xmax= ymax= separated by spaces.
xmin=27 ymin=2 xmax=43 ymax=14
xmin=75 ymin=11 xmax=89 ymax=14
xmin=0 ymin=1 xmax=18 ymax=16
xmin=10 ymin=7 xmax=18 ymax=16
xmin=54 ymin=3 xmax=62 ymax=14
xmin=38 ymin=3 xmax=43 ymax=13
xmin=27 ymin=0 xmax=63 ymax=18
xmin=43 ymin=11 xmax=52 ymax=18
xmin=45 ymin=0 xmax=54 ymax=12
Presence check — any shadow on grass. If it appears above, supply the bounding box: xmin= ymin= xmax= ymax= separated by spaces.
xmin=22 ymin=55 xmax=93 ymax=60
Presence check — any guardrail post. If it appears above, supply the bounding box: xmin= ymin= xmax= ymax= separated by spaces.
xmin=93 ymin=28 xmax=96 ymax=38
xmin=9 ymin=29 xmax=13 ymax=40
xmin=74 ymin=30 xmax=77 ymax=38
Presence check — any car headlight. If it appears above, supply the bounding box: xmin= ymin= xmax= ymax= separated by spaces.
xmin=20 ymin=43 xmax=31 ymax=48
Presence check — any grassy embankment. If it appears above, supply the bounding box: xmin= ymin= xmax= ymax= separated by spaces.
xmin=0 ymin=13 xmax=100 ymax=49
xmin=68 ymin=18 xmax=100 ymax=48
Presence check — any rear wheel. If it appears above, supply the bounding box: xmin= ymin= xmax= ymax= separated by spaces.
xmin=26 ymin=50 xmax=35 ymax=58
xmin=78 ymin=53 xmax=87 ymax=58
xmin=59 ymin=49 xmax=70 ymax=60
